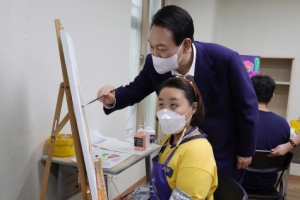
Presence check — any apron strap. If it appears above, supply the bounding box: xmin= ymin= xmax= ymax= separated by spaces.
xmin=158 ymin=126 xmax=199 ymax=155
xmin=158 ymin=137 xmax=171 ymax=155
xmin=163 ymin=132 xmax=207 ymax=166
xmin=179 ymin=133 xmax=207 ymax=145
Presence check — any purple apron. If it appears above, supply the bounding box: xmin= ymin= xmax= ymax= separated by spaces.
xmin=149 ymin=127 xmax=207 ymax=200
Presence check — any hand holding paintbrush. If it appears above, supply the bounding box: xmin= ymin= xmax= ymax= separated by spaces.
xmin=82 ymin=85 xmax=122 ymax=107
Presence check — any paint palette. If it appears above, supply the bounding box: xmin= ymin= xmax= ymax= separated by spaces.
xmin=93 ymin=149 xmax=132 ymax=169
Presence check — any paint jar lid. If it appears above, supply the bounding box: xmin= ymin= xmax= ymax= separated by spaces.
xmin=137 ymin=125 xmax=144 ymax=133
xmin=145 ymin=126 xmax=155 ymax=133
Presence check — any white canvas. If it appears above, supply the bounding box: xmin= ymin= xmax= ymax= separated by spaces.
xmin=60 ymin=30 xmax=98 ymax=200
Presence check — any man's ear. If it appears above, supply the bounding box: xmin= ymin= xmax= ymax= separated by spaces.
xmin=183 ymin=38 xmax=192 ymax=53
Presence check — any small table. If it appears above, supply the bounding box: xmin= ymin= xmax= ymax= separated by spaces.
xmin=41 ymin=145 xmax=160 ymax=200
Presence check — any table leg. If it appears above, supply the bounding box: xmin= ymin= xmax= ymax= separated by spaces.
xmin=145 ymin=155 xmax=151 ymax=182
xmin=57 ymin=164 xmax=64 ymax=200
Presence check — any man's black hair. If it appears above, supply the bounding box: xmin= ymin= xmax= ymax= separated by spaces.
xmin=251 ymin=75 xmax=276 ymax=104
xmin=151 ymin=5 xmax=194 ymax=45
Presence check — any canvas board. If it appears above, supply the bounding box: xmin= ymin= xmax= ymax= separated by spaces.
xmin=60 ymin=30 xmax=98 ymax=199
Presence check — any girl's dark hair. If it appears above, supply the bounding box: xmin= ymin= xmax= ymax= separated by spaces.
xmin=151 ymin=5 xmax=194 ymax=45
xmin=158 ymin=76 xmax=205 ymax=126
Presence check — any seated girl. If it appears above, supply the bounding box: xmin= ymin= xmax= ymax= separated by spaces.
xmin=122 ymin=76 xmax=217 ymax=200
xmin=150 ymin=76 xmax=218 ymax=200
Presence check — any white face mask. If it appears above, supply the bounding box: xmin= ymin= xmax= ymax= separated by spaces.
xmin=157 ymin=106 xmax=193 ymax=135
xmin=152 ymin=42 xmax=184 ymax=74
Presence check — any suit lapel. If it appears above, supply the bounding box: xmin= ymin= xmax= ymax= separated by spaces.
xmin=193 ymin=43 xmax=215 ymax=104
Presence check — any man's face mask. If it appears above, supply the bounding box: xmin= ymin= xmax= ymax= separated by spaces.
xmin=152 ymin=41 xmax=184 ymax=74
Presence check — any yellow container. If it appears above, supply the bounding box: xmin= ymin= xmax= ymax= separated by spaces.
xmin=48 ymin=133 xmax=75 ymax=157
xmin=290 ymin=120 xmax=300 ymax=134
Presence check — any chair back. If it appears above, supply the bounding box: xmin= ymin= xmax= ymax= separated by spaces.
xmin=244 ymin=150 xmax=293 ymax=200
xmin=214 ymin=172 xmax=248 ymax=200
xmin=247 ymin=150 xmax=293 ymax=174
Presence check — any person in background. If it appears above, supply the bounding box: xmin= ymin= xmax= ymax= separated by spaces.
xmin=124 ymin=76 xmax=217 ymax=200
xmin=242 ymin=75 xmax=290 ymax=191
xmin=97 ymin=5 xmax=258 ymax=183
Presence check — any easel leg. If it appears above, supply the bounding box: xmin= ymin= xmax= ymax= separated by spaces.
xmin=40 ymin=83 xmax=69 ymax=200
xmin=104 ymin=174 xmax=108 ymax=197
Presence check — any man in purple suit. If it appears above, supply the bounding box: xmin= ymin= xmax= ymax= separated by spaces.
xmin=97 ymin=5 xmax=258 ymax=183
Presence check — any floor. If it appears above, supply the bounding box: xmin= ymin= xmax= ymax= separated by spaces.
xmin=285 ymin=175 xmax=300 ymax=200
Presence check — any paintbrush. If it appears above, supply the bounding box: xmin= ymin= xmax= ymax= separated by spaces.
xmin=82 ymin=85 xmax=123 ymax=108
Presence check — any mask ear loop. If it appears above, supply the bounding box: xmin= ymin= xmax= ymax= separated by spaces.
xmin=177 ymin=53 xmax=185 ymax=64
xmin=175 ymin=106 xmax=195 ymax=147
xmin=176 ymin=127 xmax=187 ymax=147
xmin=176 ymin=40 xmax=185 ymax=64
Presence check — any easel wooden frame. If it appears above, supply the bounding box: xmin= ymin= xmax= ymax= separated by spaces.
xmin=40 ymin=19 xmax=91 ymax=200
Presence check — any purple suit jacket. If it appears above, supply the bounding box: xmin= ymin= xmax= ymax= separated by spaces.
xmin=104 ymin=41 xmax=258 ymax=182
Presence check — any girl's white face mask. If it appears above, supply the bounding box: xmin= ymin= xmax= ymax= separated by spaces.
xmin=157 ymin=107 xmax=192 ymax=135
xmin=152 ymin=42 xmax=184 ymax=74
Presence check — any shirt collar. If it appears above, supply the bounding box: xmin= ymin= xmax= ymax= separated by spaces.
xmin=171 ymin=43 xmax=196 ymax=77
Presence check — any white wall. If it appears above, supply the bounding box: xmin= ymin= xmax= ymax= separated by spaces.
xmin=166 ymin=0 xmax=218 ymax=42
xmin=0 ymin=1 xmax=140 ymax=199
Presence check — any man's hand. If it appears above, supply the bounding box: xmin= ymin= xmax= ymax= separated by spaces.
xmin=237 ymin=156 xmax=252 ymax=169
xmin=97 ymin=85 xmax=116 ymax=105
xmin=268 ymin=143 xmax=293 ymax=157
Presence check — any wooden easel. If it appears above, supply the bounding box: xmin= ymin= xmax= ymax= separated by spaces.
xmin=40 ymin=19 xmax=91 ymax=200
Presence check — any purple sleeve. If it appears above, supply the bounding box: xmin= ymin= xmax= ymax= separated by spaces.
xmin=228 ymin=52 xmax=259 ymax=157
